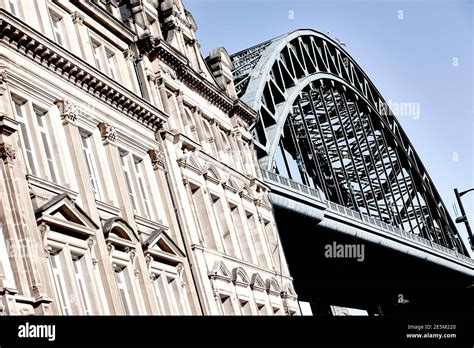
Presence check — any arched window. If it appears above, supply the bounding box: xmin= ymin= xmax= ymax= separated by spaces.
xmin=201 ymin=119 xmax=218 ymax=157
xmin=219 ymin=130 xmax=232 ymax=164
xmin=183 ymin=108 xmax=198 ymax=141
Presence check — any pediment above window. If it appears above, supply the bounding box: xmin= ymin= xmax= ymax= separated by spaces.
xmin=203 ymin=164 xmax=221 ymax=185
xmin=231 ymin=267 xmax=250 ymax=287
xmin=142 ymin=229 xmax=185 ymax=266
xmin=240 ymin=185 xmax=254 ymax=201
xmin=103 ymin=217 xmax=139 ymax=250
xmin=266 ymin=277 xmax=281 ymax=296
xmin=34 ymin=193 xmax=98 ymax=239
xmin=250 ymin=273 xmax=266 ymax=292
xmin=178 ymin=152 xmax=203 ymax=175
xmin=223 ymin=176 xmax=239 ymax=193
xmin=208 ymin=260 xmax=232 ymax=282
xmin=282 ymin=282 xmax=298 ymax=300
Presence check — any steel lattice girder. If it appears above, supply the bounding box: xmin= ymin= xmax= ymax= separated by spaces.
xmin=230 ymin=29 xmax=468 ymax=256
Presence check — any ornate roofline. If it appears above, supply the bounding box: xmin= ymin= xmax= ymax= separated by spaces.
xmin=0 ymin=10 xmax=168 ymax=131
xmin=137 ymin=35 xmax=257 ymax=126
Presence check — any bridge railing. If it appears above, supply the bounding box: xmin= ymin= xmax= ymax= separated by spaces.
xmin=261 ymin=170 xmax=474 ymax=265
xmin=261 ymin=169 xmax=322 ymax=200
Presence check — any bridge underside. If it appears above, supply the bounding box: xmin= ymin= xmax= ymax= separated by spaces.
xmin=274 ymin=207 xmax=473 ymax=314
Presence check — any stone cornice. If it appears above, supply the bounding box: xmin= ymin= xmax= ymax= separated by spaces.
xmin=0 ymin=10 xmax=168 ymax=131
xmin=137 ymin=36 xmax=257 ymax=126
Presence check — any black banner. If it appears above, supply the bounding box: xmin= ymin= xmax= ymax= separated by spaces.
xmin=0 ymin=313 xmax=472 ymax=346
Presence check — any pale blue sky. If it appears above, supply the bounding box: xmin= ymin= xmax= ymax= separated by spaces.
xmin=184 ymin=0 xmax=474 ymax=254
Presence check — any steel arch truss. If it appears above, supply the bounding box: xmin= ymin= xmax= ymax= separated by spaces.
xmin=231 ymin=29 xmax=468 ymax=255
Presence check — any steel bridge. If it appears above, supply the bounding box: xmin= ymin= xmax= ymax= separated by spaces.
xmin=230 ymin=29 xmax=473 ymax=314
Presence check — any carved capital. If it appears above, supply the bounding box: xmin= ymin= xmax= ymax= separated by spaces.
xmin=55 ymin=99 xmax=79 ymax=124
xmin=98 ymin=122 xmax=116 ymax=144
xmin=71 ymin=12 xmax=84 ymax=25
xmin=123 ymin=49 xmax=135 ymax=62
xmin=0 ymin=144 xmax=15 ymax=164
xmin=148 ymin=147 xmax=165 ymax=170
xmin=174 ymin=89 xmax=184 ymax=100
xmin=191 ymin=105 xmax=201 ymax=115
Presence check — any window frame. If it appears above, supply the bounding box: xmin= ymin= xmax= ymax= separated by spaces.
xmin=88 ymin=34 xmax=121 ymax=81
xmin=80 ymin=131 xmax=103 ymax=200
xmin=119 ymin=150 xmax=139 ymax=214
xmin=133 ymin=157 xmax=154 ymax=220
xmin=35 ymin=107 xmax=59 ymax=183
xmin=12 ymin=96 xmax=39 ymax=176
xmin=49 ymin=9 xmax=66 ymax=47
xmin=47 ymin=242 xmax=98 ymax=315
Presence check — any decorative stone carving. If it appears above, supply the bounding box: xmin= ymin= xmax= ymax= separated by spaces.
xmin=157 ymin=62 xmax=177 ymax=80
xmin=98 ymin=122 xmax=116 ymax=144
xmin=230 ymin=115 xmax=249 ymax=129
xmin=123 ymin=49 xmax=136 ymax=62
xmin=71 ymin=12 xmax=84 ymax=25
xmin=0 ymin=68 xmax=7 ymax=96
xmin=0 ymin=144 xmax=15 ymax=164
xmin=106 ymin=241 xmax=114 ymax=255
xmin=55 ymin=99 xmax=79 ymax=124
xmin=87 ymin=238 xmax=94 ymax=251
xmin=38 ymin=222 xmax=51 ymax=257
xmin=148 ymin=146 xmax=165 ymax=170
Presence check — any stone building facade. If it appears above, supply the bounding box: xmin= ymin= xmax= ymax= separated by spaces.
xmin=0 ymin=0 xmax=299 ymax=315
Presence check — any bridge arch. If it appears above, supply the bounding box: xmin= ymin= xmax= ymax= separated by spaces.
xmin=231 ymin=29 xmax=468 ymax=255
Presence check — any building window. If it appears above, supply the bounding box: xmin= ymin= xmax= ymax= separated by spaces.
xmin=90 ymin=37 xmax=120 ymax=80
xmin=91 ymin=40 xmax=103 ymax=71
xmin=50 ymin=11 xmax=65 ymax=46
xmin=106 ymin=50 xmax=118 ymax=80
xmin=246 ymin=211 xmax=268 ymax=268
xmin=80 ymin=133 xmax=102 ymax=200
xmin=49 ymin=250 xmax=72 ymax=315
xmin=240 ymin=300 xmax=252 ymax=315
xmin=113 ymin=266 xmax=135 ymax=315
xmin=8 ymin=0 xmax=21 ymax=17
xmin=35 ymin=109 xmax=58 ymax=183
xmin=134 ymin=158 xmax=153 ymax=219
xmin=190 ymin=185 xmax=216 ymax=248
xmin=229 ymin=204 xmax=252 ymax=262
xmin=257 ymin=303 xmax=268 ymax=315
xmin=37 ymin=194 xmax=103 ymax=315
xmin=49 ymin=248 xmax=96 ymax=315
xmin=210 ymin=195 xmax=235 ymax=257
xmin=151 ymin=273 xmax=185 ymax=315
xmin=72 ymin=255 xmax=93 ymax=315
xmin=120 ymin=151 xmax=138 ymax=214
xmin=220 ymin=295 xmax=234 ymax=315
xmin=105 ymin=221 xmax=146 ymax=315
xmin=12 ymin=98 xmax=38 ymax=175
xmin=145 ymin=230 xmax=192 ymax=315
